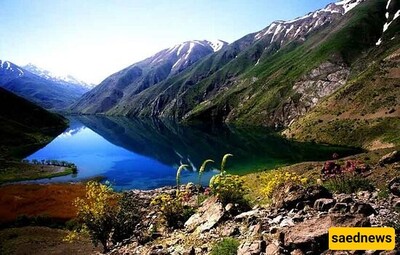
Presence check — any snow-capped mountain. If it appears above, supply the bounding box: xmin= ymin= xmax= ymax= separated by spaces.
xmin=253 ymin=0 xmax=364 ymax=45
xmin=0 ymin=60 xmax=91 ymax=111
xmin=71 ymin=39 xmax=228 ymax=114
xmin=0 ymin=60 xmax=25 ymax=84
xmin=146 ymin=39 xmax=228 ymax=75
xmin=23 ymin=63 xmax=95 ymax=89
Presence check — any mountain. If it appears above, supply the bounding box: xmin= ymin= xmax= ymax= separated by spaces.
xmin=0 ymin=60 xmax=90 ymax=111
xmin=23 ymin=63 xmax=95 ymax=90
xmin=70 ymin=39 xmax=228 ymax=114
xmin=72 ymin=0 xmax=400 ymax=148
xmin=0 ymin=87 xmax=67 ymax=158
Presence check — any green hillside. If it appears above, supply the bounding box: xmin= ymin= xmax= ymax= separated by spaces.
xmin=0 ymin=87 xmax=67 ymax=158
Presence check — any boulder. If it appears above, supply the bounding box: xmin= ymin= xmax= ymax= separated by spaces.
xmin=234 ymin=209 xmax=260 ymax=221
xmin=282 ymin=214 xmax=370 ymax=253
xmin=314 ymin=198 xmax=336 ymax=211
xmin=350 ymin=202 xmax=376 ymax=216
xmin=389 ymin=177 xmax=400 ymax=196
xmin=329 ymin=203 xmax=349 ymax=214
xmin=237 ymin=240 xmax=267 ymax=255
xmin=184 ymin=196 xmax=224 ymax=232
xmin=335 ymin=194 xmax=353 ymax=204
xmin=265 ymin=243 xmax=281 ymax=255
xmin=379 ymin=151 xmax=400 ymax=165
xmin=273 ymin=184 xmax=332 ymax=210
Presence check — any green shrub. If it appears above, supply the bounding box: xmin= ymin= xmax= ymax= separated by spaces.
xmin=112 ymin=193 xmax=143 ymax=244
xmin=209 ymin=154 xmax=248 ymax=206
xmin=150 ymin=191 xmax=195 ymax=228
xmin=323 ymin=175 xmax=374 ymax=194
xmin=211 ymin=238 xmax=240 ymax=255
xmin=210 ymin=173 xmax=246 ymax=205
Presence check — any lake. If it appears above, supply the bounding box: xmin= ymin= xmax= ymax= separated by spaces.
xmin=26 ymin=116 xmax=360 ymax=190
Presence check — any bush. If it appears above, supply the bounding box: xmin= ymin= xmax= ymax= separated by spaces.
xmin=321 ymin=160 xmax=373 ymax=193
xmin=260 ymin=170 xmax=307 ymax=200
xmin=151 ymin=191 xmax=194 ymax=228
xmin=209 ymin=173 xmax=246 ymax=205
xmin=211 ymin=238 xmax=240 ymax=255
xmin=112 ymin=193 xmax=143 ymax=244
xmin=324 ymin=176 xmax=374 ymax=194
xmin=74 ymin=181 xmax=118 ymax=252
xmin=209 ymin=154 xmax=248 ymax=205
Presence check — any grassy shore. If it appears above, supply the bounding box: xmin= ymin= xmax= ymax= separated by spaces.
xmin=0 ymin=161 xmax=76 ymax=184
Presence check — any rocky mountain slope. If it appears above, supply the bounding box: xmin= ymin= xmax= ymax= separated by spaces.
xmin=0 ymin=60 xmax=90 ymax=111
xmin=70 ymin=40 xmax=228 ymax=114
xmin=0 ymin=87 xmax=67 ymax=158
xmin=72 ymin=0 xmax=399 ymax=149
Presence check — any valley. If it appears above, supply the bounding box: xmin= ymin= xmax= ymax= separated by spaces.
xmin=0 ymin=0 xmax=399 ymax=254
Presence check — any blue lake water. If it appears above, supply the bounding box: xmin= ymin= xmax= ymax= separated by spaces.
xmin=25 ymin=116 xmax=360 ymax=190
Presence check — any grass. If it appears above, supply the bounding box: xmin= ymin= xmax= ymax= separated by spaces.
xmin=211 ymin=238 xmax=240 ymax=255
xmin=241 ymin=146 xmax=400 ymax=205
xmin=0 ymin=226 xmax=99 ymax=255
xmin=0 ymin=161 xmax=75 ymax=184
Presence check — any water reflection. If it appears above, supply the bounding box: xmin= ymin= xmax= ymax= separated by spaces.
xmin=26 ymin=116 xmax=360 ymax=190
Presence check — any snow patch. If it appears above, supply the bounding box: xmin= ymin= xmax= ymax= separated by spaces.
xmin=336 ymin=0 xmax=363 ymax=14
xmin=208 ymin=40 xmax=226 ymax=52
xmin=177 ymin=43 xmax=185 ymax=56
xmin=184 ymin=42 xmax=195 ymax=60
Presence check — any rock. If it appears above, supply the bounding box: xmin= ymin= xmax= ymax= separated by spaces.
xmin=270 ymin=215 xmax=283 ymax=224
xmin=314 ymin=198 xmax=336 ymax=211
xmin=379 ymin=251 xmax=400 ymax=255
xmin=389 ymin=177 xmax=400 ymax=196
xmin=225 ymin=203 xmax=234 ymax=212
xmin=379 ymin=209 xmax=391 ymax=215
xmin=183 ymin=246 xmax=195 ymax=255
xmin=184 ymin=196 xmax=224 ymax=232
xmin=306 ymin=185 xmax=332 ymax=202
xmin=335 ymin=194 xmax=353 ymax=204
xmin=392 ymin=197 xmax=400 ymax=209
xmin=357 ymin=191 xmax=372 ymax=200
xmin=280 ymin=218 xmax=295 ymax=228
xmin=350 ymin=202 xmax=376 ymax=216
xmin=273 ymin=184 xmax=332 ymax=210
xmin=221 ymin=225 xmax=240 ymax=237
xmin=291 ymin=249 xmax=305 ymax=255
xmin=379 ymin=151 xmax=400 ymax=165
xmin=329 ymin=203 xmax=349 ymax=214
xmin=237 ymin=240 xmax=267 ymax=255
xmin=273 ymin=184 xmax=307 ymax=209
xmin=235 ymin=209 xmax=260 ymax=221
xmin=265 ymin=243 xmax=280 ymax=255
xmin=283 ymin=214 xmax=370 ymax=253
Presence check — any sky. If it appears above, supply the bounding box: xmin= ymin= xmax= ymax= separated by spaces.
xmin=0 ymin=0 xmax=334 ymax=84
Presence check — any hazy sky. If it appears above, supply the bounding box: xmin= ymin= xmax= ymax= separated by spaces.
xmin=0 ymin=0 xmax=334 ymax=84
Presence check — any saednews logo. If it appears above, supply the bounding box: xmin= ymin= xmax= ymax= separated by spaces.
xmin=329 ymin=227 xmax=396 ymax=250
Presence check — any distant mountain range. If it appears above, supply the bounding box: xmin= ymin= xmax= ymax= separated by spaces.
xmin=70 ymin=39 xmax=228 ymax=114
xmin=70 ymin=0 xmax=372 ymax=120
xmin=23 ymin=63 xmax=95 ymax=89
xmin=70 ymin=0 xmax=400 ymax=148
xmin=1 ymin=0 xmax=398 ymax=149
xmin=0 ymin=61 xmax=91 ymax=111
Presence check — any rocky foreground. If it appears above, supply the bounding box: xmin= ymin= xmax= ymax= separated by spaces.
xmin=106 ymin=174 xmax=400 ymax=255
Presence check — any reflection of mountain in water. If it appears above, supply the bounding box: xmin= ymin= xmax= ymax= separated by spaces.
xmin=74 ymin=115 xmax=360 ymax=173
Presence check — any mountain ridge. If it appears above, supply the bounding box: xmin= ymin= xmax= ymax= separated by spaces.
xmin=0 ymin=60 xmax=90 ymax=111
